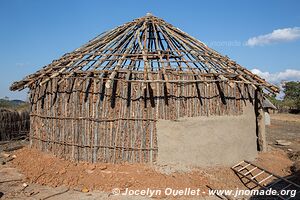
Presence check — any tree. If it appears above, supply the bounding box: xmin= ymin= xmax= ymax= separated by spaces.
xmin=283 ymin=81 xmax=300 ymax=110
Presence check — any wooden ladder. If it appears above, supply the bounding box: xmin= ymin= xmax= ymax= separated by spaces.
xmin=232 ymin=160 xmax=300 ymax=200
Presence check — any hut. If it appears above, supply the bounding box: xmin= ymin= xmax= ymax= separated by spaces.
xmin=10 ymin=14 xmax=278 ymax=166
xmin=0 ymin=108 xmax=30 ymax=141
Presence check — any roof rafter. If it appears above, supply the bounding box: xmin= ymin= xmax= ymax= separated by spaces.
xmin=10 ymin=14 xmax=279 ymax=93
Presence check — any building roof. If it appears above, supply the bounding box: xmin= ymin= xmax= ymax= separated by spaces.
xmin=263 ymin=98 xmax=277 ymax=109
xmin=10 ymin=14 xmax=279 ymax=93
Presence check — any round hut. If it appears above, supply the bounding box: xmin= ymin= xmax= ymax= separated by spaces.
xmin=10 ymin=14 xmax=278 ymax=166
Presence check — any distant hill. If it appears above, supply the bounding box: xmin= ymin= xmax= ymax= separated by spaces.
xmin=0 ymin=98 xmax=29 ymax=111
xmin=10 ymin=99 xmax=26 ymax=106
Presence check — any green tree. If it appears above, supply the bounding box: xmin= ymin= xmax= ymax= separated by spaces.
xmin=283 ymin=81 xmax=300 ymax=109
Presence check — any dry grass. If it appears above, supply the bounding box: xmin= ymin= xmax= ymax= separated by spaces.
xmin=271 ymin=113 xmax=300 ymax=123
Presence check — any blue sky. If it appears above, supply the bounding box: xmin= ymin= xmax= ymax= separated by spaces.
xmin=1 ymin=0 xmax=300 ymax=100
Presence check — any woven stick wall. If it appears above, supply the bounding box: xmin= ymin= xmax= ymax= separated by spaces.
xmin=29 ymin=75 xmax=258 ymax=163
xmin=11 ymin=14 xmax=277 ymax=163
xmin=0 ymin=109 xmax=30 ymax=141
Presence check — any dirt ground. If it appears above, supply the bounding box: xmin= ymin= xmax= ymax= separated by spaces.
xmin=267 ymin=113 xmax=300 ymax=154
xmin=0 ymin=113 xmax=299 ymax=199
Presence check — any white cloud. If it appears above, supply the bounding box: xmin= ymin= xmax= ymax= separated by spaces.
xmin=246 ymin=27 xmax=300 ymax=46
xmin=251 ymin=68 xmax=300 ymax=84
xmin=251 ymin=68 xmax=300 ymax=99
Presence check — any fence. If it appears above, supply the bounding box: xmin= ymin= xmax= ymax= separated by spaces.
xmin=0 ymin=108 xmax=30 ymax=141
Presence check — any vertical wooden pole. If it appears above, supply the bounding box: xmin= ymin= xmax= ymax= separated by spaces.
xmin=255 ymin=88 xmax=267 ymax=152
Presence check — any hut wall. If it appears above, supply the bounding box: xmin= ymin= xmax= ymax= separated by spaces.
xmin=156 ymin=102 xmax=257 ymax=167
xmin=0 ymin=109 xmax=30 ymax=141
xmin=29 ymin=72 xmax=259 ymax=163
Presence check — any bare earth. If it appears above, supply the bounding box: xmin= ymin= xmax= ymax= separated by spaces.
xmin=0 ymin=113 xmax=299 ymax=199
xmin=267 ymin=113 xmax=300 ymax=153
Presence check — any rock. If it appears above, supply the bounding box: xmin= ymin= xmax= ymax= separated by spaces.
xmin=59 ymin=168 xmax=67 ymax=174
xmin=276 ymin=140 xmax=292 ymax=146
xmin=85 ymin=169 xmax=94 ymax=174
xmin=73 ymin=186 xmax=82 ymax=192
xmin=81 ymin=187 xmax=89 ymax=193
xmin=88 ymin=165 xmax=96 ymax=170
xmin=22 ymin=183 xmax=28 ymax=188
xmin=99 ymin=165 xmax=107 ymax=170
xmin=0 ymin=153 xmax=10 ymax=158
xmin=288 ymin=149 xmax=293 ymax=152
xmin=12 ymin=155 xmax=17 ymax=158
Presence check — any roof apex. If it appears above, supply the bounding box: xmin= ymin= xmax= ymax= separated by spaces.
xmin=146 ymin=12 xmax=153 ymax=16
